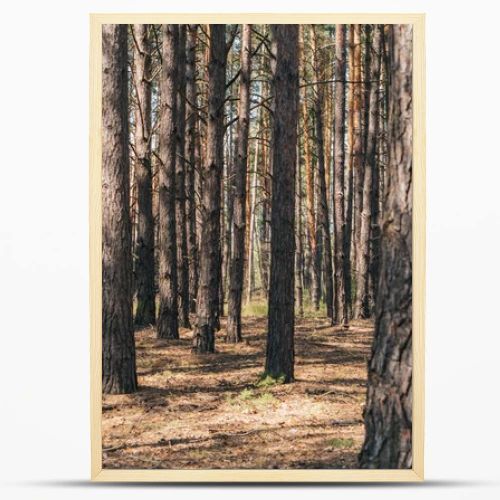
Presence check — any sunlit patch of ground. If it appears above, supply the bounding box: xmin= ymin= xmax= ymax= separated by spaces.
xmin=102 ymin=315 xmax=373 ymax=469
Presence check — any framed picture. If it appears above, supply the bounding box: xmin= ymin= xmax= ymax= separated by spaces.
xmin=90 ymin=13 xmax=425 ymax=482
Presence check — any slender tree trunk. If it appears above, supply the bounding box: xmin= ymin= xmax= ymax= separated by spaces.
xmin=246 ymin=130 xmax=259 ymax=304
xmin=299 ymin=28 xmax=320 ymax=311
xmin=175 ymin=25 xmax=191 ymax=329
xmin=102 ymin=24 xmax=137 ymax=394
xmin=359 ymin=24 xmax=413 ymax=469
xmin=344 ymin=25 xmax=355 ymax=318
xmin=352 ymin=24 xmax=364 ymax=308
xmin=333 ymin=24 xmax=349 ymax=328
xmin=192 ymin=25 xmax=226 ymax=353
xmin=265 ymin=25 xmax=299 ymax=383
xmin=132 ymin=24 xmax=155 ymax=328
xmin=157 ymin=24 xmax=179 ymax=340
xmin=295 ymin=132 xmax=304 ymax=317
xmin=227 ymin=25 xmax=252 ymax=342
xmin=312 ymin=26 xmax=333 ymax=320
xmin=185 ymin=24 xmax=199 ymax=314
xmin=354 ymin=25 xmax=382 ymax=318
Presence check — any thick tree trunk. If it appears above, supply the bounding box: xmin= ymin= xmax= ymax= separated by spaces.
xmin=227 ymin=24 xmax=252 ymax=343
xmin=132 ymin=24 xmax=155 ymax=328
xmin=185 ymin=24 xmax=199 ymax=314
xmin=175 ymin=25 xmax=191 ymax=329
xmin=312 ymin=26 xmax=333 ymax=321
xmin=192 ymin=25 xmax=226 ymax=353
xmin=265 ymin=25 xmax=299 ymax=383
xmin=157 ymin=24 xmax=179 ymax=340
xmin=359 ymin=24 xmax=413 ymax=469
xmin=102 ymin=24 xmax=137 ymax=394
xmin=333 ymin=24 xmax=349 ymax=328
xmin=354 ymin=25 xmax=382 ymax=318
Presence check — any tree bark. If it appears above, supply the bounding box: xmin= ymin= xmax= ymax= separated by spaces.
xmin=352 ymin=24 xmax=364 ymax=313
xmin=227 ymin=24 xmax=252 ymax=343
xmin=354 ymin=25 xmax=382 ymax=318
xmin=333 ymin=24 xmax=349 ymax=328
xmin=192 ymin=25 xmax=226 ymax=353
xmin=359 ymin=24 xmax=413 ymax=469
xmin=265 ymin=25 xmax=299 ymax=383
xmin=344 ymin=25 xmax=355 ymax=319
xmin=185 ymin=24 xmax=199 ymax=314
xmin=157 ymin=24 xmax=179 ymax=340
xmin=175 ymin=25 xmax=191 ymax=329
xmin=132 ymin=24 xmax=156 ymax=328
xmin=312 ymin=26 xmax=334 ymax=321
xmin=102 ymin=24 xmax=137 ymax=394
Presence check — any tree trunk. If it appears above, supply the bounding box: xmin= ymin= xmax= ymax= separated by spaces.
xmin=352 ymin=24 xmax=364 ymax=311
xmin=175 ymin=25 xmax=191 ymax=329
xmin=157 ymin=24 xmax=179 ymax=340
xmin=354 ymin=25 xmax=382 ymax=318
xmin=295 ymin=132 xmax=304 ymax=318
xmin=312 ymin=26 xmax=333 ymax=321
xmin=192 ymin=25 xmax=226 ymax=353
xmin=359 ymin=24 xmax=413 ymax=469
xmin=227 ymin=24 xmax=252 ymax=343
xmin=333 ymin=24 xmax=349 ymax=328
xmin=185 ymin=24 xmax=199 ymax=314
xmin=344 ymin=25 xmax=355 ymax=319
xmin=132 ymin=24 xmax=155 ymax=328
xmin=102 ymin=24 xmax=137 ymax=394
xmin=265 ymin=25 xmax=299 ymax=383
xmin=299 ymin=27 xmax=320 ymax=311
xmin=246 ymin=128 xmax=259 ymax=304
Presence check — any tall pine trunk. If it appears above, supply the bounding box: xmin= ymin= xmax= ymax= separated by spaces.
xmin=265 ymin=25 xmax=299 ymax=383
xmin=175 ymin=25 xmax=191 ymax=328
xmin=192 ymin=25 xmax=226 ymax=353
xmin=312 ymin=26 xmax=334 ymax=321
xmin=227 ymin=24 xmax=252 ymax=343
xmin=333 ymin=24 xmax=349 ymax=327
xmin=132 ymin=24 xmax=155 ymax=328
xmin=185 ymin=24 xmax=199 ymax=314
xmin=352 ymin=25 xmax=364 ymax=313
xmin=359 ymin=24 xmax=413 ymax=469
xmin=157 ymin=24 xmax=179 ymax=340
xmin=354 ymin=25 xmax=382 ymax=318
xmin=102 ymin=24 xmax=137 ymax=394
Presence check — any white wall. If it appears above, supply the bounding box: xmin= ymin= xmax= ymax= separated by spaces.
xmin=1 ymin=1 xmax=499 ymax=499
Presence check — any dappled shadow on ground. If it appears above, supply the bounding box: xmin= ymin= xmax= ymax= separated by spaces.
xmin=102 ymin=316 xmax=373 ymax=469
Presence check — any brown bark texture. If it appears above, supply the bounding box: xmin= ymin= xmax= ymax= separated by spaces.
xmin=157 ymin=24 xmax=179 ymax=340
xmin=132 ymin=24 xmax=156 ymax=328
xmin=185 ymin=24 xmax=199 ymax=314
xmin=102 ymin=24 xmax=137 ymax=394
xmin=333 ymin=25 xmax=349 ymax=327
xmin=227 ymin=24 xmax=252 ymax=343
xmin=175 ymin=25 xmax=191 ymax=328
xmin=265 ymin=25 xmax=299 ymax=383
xmin=354 ymin=25 xmax=382 ymax=319
xmin=193 ymin=25 xmax=226 ymax=353
xmin=359 ymin=24 xmax=413 ymax=469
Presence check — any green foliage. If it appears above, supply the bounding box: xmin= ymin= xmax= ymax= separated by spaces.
xmin=225 ymin=386 xmax=277 ymax=410
xmin=256 ymin=372 xmax=286 ymax=387
xmin=327 ymin=437 xmax=355 ymax=449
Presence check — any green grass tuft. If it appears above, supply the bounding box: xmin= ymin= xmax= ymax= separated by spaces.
xmin=327 ymin=437 xmax=355 ymax=449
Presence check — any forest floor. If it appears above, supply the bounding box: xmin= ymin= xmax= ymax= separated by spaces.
xmin=102 ymin=313 xmax=374 ymax=469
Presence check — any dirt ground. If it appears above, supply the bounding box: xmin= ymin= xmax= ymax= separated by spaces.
xmin=102 ymin=315 xmax=374 ymax=469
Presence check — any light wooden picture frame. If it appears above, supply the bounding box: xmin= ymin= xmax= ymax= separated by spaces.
xmin=90 ymin=13 xmax=425 ymax=482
